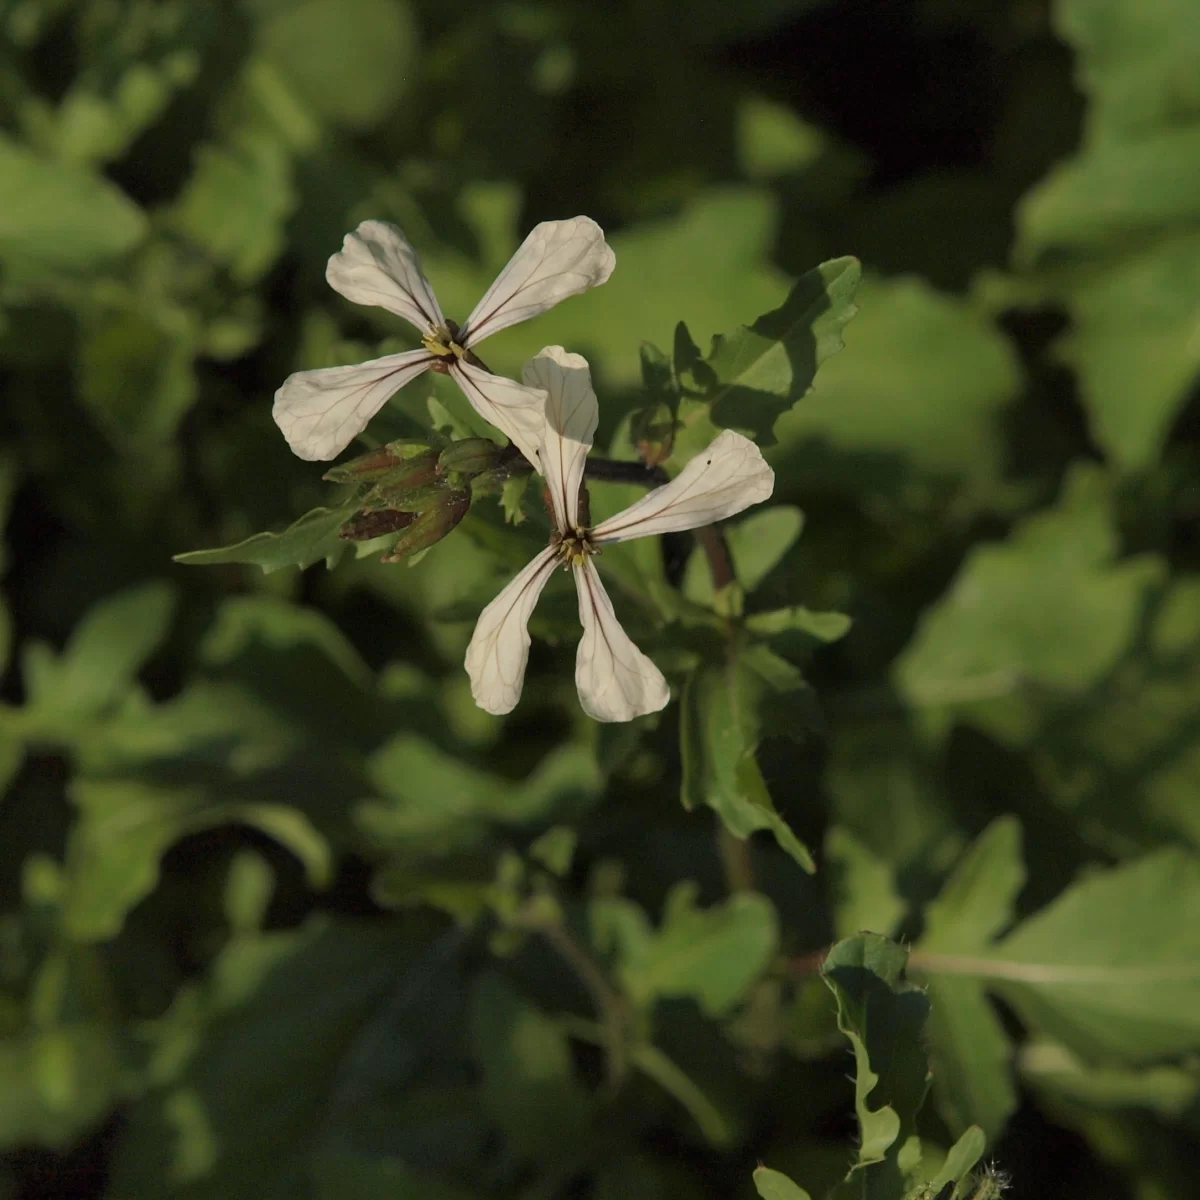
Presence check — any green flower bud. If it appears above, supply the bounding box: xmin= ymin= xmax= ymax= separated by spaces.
xmin=322 ymin=440 xmax=441 ymax=483
xmin=338 ymin=509 xmax=417 ymax=541
xmin=437 ymin=437 xmax=503 ymax=478
xmin=362 ymin=476 xmax=449 ymax=514
xmin=380 ymin=489 xmax=471 ymax=563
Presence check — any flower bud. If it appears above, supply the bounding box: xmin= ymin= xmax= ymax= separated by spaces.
xmin=380 ymin=489 xmax=471 ymax=563
xmin=338 ymin=509 xmax=417 ymax=541
xmin=437 ymin=437 xmax=503 ymax=478
xmin=363 ymin=476 xmax=449 ymax=514
xmin=322 ymin=440 xmax=441 ymax=483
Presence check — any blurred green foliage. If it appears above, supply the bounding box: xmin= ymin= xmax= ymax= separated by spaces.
xmin=1 ymin=0 xmax=1200 ymax=1198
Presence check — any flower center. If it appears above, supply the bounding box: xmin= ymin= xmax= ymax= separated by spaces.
xmin=422 ymin=319 xmax=468 ymax=361
xmin=551 ymin=527 xmax=598 ymax=568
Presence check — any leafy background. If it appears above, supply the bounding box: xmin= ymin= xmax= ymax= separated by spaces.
xmin=2 ymin=0 xmax=1199 ymax=1197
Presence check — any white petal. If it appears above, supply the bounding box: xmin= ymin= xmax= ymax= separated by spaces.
xmin=325 ymin=220 xmax=445 ymax=332
xmin=573 ymin=560 xmax=670 ymax=722
xmin=591 ymin=429 xmax=774 ymax=543
xmin=465 ymin=547 xmax=559 ymax=715
xmin=460 ymin=217 xmax=615 ymax=346
xmin=272 ymin=349 xmax=433 ymax=461
xmin=451 ymin=360 xmax=547 ymax=469
xmin=523 ymin=346 xmax=597 ymax=531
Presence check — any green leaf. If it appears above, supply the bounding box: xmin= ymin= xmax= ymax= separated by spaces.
xmin=77 ymin=310 xmax=198 ymax=449
xmin=468 ymin=975 xmax=591 ymax=1162
xmin=987 ymin=848 xmax=1200 ymax=1063
xmin=753 ymin=1165 xmax=815 ymax=1200
xmin=172 ymin=129 xmax=295 ymax=284
xmin=773 ymin=276 xmax=1020 ymax=485
xmin=924 ymin=1126 xmax=986 ymax=1194
xmin=1019 ymin=1040 xmax=1200 ymax=1118
xmin=174 ymin=501 xmax=360 ymax=573
xmin=1051 ymin=232 xmax=1200 ymax=470
xmin=62 ymin=777 xmax=332 ymax=941
xmin=680 ymin=656 xmax=816 ymax=873
xmin=821 ymin=934 xmax=930 ymax=1188
xmin=825 ymin=826 xmax=905 ymax=940
xmin=0 ymin=133 xmax=146 ymax=273
xmin=678 ymin=256 xmax=861 ymax=450
xmin=109 ymin=921 xmax=475 ymax=1199
xmin=744 ymin=606 xmax=852 ymax=642
xmin=199 ymin=595 xmax=372 ymax=689
xmin=527 ymin=826 xmax=577 ymax=877
xmin=23 ymin=582 xmax=175 ymax=729
xmin=607 ymin=882 xmax=778 ymax=1016
xmin=1017 ymin=126 xmax=1200 ymax=261
xmin=737 ymin=95 xmax=827 ymax=179
xmin=1054 ymin=0 xmax=1200 ymax=135
xmin=894 ymin=463 xmax=1165 ymax=742
xmin=0 ymin=1024 xmax=122 ymax=1150
xmin=257 ymin=0 xmax=418 ymax=129
xmin=1008 ymin=0 xmax=1200 ymax=469
xmin=358 ymin=736 xmax=601 ymax=856
xmin=921 ymin=817 xmax=1025 ymax=952
xmin=914 ymin=820 xmax=1024 ymax=1138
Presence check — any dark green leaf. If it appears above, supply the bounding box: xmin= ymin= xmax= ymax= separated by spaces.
xmin=174 ymin=502 xmax=360 ymax=573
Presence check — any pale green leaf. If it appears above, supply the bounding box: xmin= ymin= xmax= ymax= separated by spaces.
xmin=0 ymin=133 xmax=146 ymax=272
xmin=753 ymin=1165 xmax=814 ymax=1200
xmin=924 ymin=1126 xmax=986 ymax=1194
xmin=773 ymin=276 xmax=1019 ymax=485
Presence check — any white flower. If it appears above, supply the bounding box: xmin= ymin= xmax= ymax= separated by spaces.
xmin=465 ymin=346 xmax=775 ymax=722
xmin=273 ymin=217 xmax=616 ymax=464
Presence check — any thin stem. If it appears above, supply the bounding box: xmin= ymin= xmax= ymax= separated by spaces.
xmin=693 ymin=523 xmax=735 ymax=590
xmin=517 ymin=906 xmax=629 ymax=1088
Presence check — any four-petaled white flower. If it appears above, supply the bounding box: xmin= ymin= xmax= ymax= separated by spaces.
xmin=465 ymin=346 xmax=775 ymax=722
xmin=273 ymin=217 xmax=615 ymax=464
